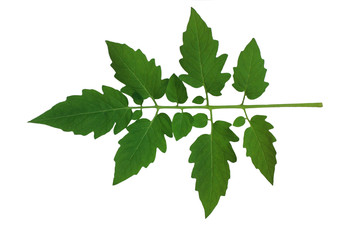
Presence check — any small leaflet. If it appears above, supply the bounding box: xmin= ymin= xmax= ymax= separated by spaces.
xmin=192 ymin=96 xmax=205 ymax=104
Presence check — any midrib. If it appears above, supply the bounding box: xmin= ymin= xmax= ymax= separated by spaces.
xmin=36 ymin=107 xmax=129 ymax=121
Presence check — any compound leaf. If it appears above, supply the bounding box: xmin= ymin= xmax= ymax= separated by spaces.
xmin=192 ymin=96 xmax=205 ymax=104
xmin=30 ymin=86 xmax=132 ymax=138
xmin=243 ymin=115 xmax=277 ymax=184
xmin=233 ymin=38 xmax=268 ymax=100
xmin=179 ymin=8 xmax=230 ymax=96
xmin=28 ymin=8 xmax=322 ymax=218
xmin=106 ymin=41 xmax=168 ymax=101
xmin=113 ymin=113 xmax=172 ymax=184
xmin=172 ymin=112 xmax=193 ymax=141
xmin=166 ymin=74 xmax=188 ymax=104
xmin=193 ymin=113 xmax=208 ymax=128
xmin=189 ymin=121 xmax=239 ymax=218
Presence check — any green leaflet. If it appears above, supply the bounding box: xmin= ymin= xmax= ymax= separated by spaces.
xmin=193 ymin=113 xmax=208 ymax=128
xmin=166 ymin=74 xmax=188 ymax=104
xmin=179 ymin=8 xmax=231 ymax=96
xmin=132 ymin=110 xmax=142 ymax=120
xmin=192 ymin=96 xmax=205 ymax=104
xmin=233 ymin=38 xmax=268 ymax=100
xmin=106 ymin=41 xmax=168 ymax=101
xmin=172 ymin=112 xmax=193 ymax=140
xmin=29 ymin=86 xmax=132 ymax=138
xmin=233 ymin=116 xmax=246 ymax=127
xmin=121 ymin=86 xmax=144 ymax=105
xmin=243 ymin=115 xmax=277 ymax=184
xmin=113 ymin=113 xmax=172 ymax=184
xmin=189 ymin=121 xmax=239 ymax=218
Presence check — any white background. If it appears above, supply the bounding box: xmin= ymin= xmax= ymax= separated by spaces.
xmin=1 ymin=0 xmax=359 ymax=239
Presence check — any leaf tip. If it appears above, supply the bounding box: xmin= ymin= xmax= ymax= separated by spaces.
xmin=105 ymin=40 xmax=113 ymax=46
xmin=28 ymin=116 xmax=40 ymax=124
xmin=204 ymin=207 xmax=214 ymax=219
xmin=190 ymin=7 xmax=200 ymax=18
xmin=112 ymin=177 xmax=122 ymax=186
xmin=265 ymin=171 xmax=275 ymax=185
xmin=269 ymin=178 xmax=274 ymax=185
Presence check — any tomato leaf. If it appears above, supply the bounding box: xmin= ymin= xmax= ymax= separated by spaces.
xmin=233 ymin=116 xmax=246 ymax=127
xmin=179 ymin=8 xmax=230 ymax=96
xmin=193 ymin=113 xmax=208 ymax=128
xmin=172 ymin=112 xmax=193 ymax=140
xmin=189 ymin=121 xmax=239 ymax=217
xmin=106 ymin=41 xmax=168 ymax=101
xmin=29 ymin=7 xmax=322 ymax=219
xmin=131 ymin=110 xmax=142 ymax=120
xmin=113 ymin=113 xmax=172 ymax=184
xmin=243 ymin=115 xmax=277 ymax=184
xmin=166 ymin=74 xmax=188 ymax=104
xmin=192 ymin=96 xmax=205 ymax=104
xmin=30 ymin=86 xmax=132 ymax=138
xmin=233 ymin=38 xmax=268 ymax=100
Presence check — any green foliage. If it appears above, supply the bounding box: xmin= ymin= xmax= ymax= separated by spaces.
xmin=192 ymin=96 xmax=205 ymax=104
xmin=189 ymin=121 xmax=239 ymax=217
xmin=29 ymin=86 xmax=132 ymax=138
xmin=233 ymin=116 xmax=246 ymax=127
xmin=166 ymin=74 xmax=188 ymax=104
xmin=113 ymin=113 xmax=172 ymax=184
xmin=179 ymin=8 xmax=230 ymax=96
xmin=106 ymin=41 xmax=168 ymax=101
xmin=172 ymin=112 xmax=193 ymax=140
xmin=243 ymin=115 xmax=277 ymax=184
xmin=30 ymin=8 xmax=322 ymax=218
xmin=121 ymin=86 xmax=144 ymax=105
xmin=131 ymin=110 xmax=142 ymax=120
xmin=233 ymin=38 xmax=268 ymax=100
xmin=192 ymin=113 xmax=208 ymax=128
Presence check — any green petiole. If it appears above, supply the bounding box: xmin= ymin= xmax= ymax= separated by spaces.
xmin=134 ymin=102 xmax=323 ymax=110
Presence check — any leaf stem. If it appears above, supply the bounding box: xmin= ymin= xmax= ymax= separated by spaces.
xmin=132 ymin=102 xmax=323 ymax=110
xmin=205 ymin=91 xmax=214 ymax=124
xmin=241 ymin=93 xmax=246 ymax=105
xmin=154 ymin=108 xmax=159 ymax=118
xmin=243 ymin=108 xmax=250 ymax=121
xmin=152 ymin=99 xmax=158 ymax=107
xmin=241 ymin=102 xmax=323 ymax=109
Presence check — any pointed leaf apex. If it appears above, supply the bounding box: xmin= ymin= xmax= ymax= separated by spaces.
xmin=105 ymin=40 xmax=115 ymax=46
xmin=28 ymin=118 xmax=37 ymax=124
xmin=204 ymin=209 xmax=213 ymax=219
